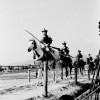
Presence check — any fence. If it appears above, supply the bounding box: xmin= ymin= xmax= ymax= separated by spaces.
xmin=75 ymin=82 xmax=100 ymax=100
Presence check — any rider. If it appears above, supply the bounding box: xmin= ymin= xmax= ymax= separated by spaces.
xmin=76 ymin=50 xmax=83 ymax=62
xmin=87 ymin=54 xmax=93 ymax=63
xmin=61 ymin=41 xmax=69 ymax=56
xmin=60 ymin=41 xmax=71 ymax=78
xmin=94 ymin=55 xmax=99 ymax=67
xmin=87 ymin=54 xmax=94 ymax=74
xmin=76 ymin=50 xmax=83 ymax=74
xmin=40 ymin=28 xmax=53 ymax=52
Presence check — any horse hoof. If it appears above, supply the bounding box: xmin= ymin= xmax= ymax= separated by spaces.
xmin=35 ymin=83 xmax=39 ymax=86
xmin=70 ymin=76 xmax=72 ymax=79
xmin=54 ymin=81 xmax=58 ymax=83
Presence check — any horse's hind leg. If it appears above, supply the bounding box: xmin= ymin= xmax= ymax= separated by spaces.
xmin=69 ymin=67 xmax=72 ymax=79
xmin=54 ymin=68 xmax=58 ymax=83
xmin=52 ymin=63 xmax=59 ymax=83
xmin=36 ymin=68 xmax=41 ymax=85
xmin=60 ymin=61 xmax=63 ymax=80
xmin=65 ymin=67 xmax=68 ymax=77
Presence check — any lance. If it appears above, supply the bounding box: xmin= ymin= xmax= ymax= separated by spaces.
xmin=25 ymin=30 xmax=74 ymax=58
xmin=25 ymin=30 xmax=58 ymax=48
xmin=25 ymin=30 xmax=42 ymax=43
xmin=76 ymin=48 xmax=87 ymax=58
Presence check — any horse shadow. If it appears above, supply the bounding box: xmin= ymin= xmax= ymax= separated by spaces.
xmin=59 ymin=95 xmax=74 ymax=100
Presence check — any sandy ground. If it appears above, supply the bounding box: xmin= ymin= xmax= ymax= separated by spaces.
xmin=0 ymin=70 xmax=92 ymax=100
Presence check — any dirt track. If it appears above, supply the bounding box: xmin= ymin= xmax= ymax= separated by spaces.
xmin=0 ymin=72 xmax=92 ymax=100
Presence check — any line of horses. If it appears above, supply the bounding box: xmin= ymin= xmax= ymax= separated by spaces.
xmin=28 ymin=38 xmax=97 ymax=85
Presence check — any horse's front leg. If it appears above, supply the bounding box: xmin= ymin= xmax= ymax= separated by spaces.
xmin=52 ymin=69 xmax=55 ymax=81
xmin=61 ymin=67 xmax=63 ymax=80
xmin=60 ymin=60 xmax=63 ymax=80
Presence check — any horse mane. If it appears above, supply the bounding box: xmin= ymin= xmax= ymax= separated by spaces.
xmin=33 ymin=40 xmax=37 ymax=49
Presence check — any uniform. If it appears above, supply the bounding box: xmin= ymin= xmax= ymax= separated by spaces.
xmin=40 ymin=28 xmax=53 ymax=53
xmin=94 ymin=56 xmax=99 ymax=67
xmin=76 ymin=50 xmax=83 ymax=62
xmin=87 ymin=54 xmax=94 ymax=74
xmin=61 ymin=41 xmax=69 ymax=56
xmin=40 ymin=35 xmax=52 ymax=46
xmin=62 ymin=46 xmax=69 ymax=55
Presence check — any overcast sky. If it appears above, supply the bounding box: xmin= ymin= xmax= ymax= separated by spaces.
xmin=0 ymin=0 xmax=100 ymax=65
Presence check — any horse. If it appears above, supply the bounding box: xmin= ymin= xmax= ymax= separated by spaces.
xmin=28 ymin=38 xmax=62 ymax=85
xmin=73 ymin=58 xmax=86 ymax=75
xmin=87 ymin=58 xmax=95 ymax=74
xmin=58 ymin=50 xmax=73 ymax=79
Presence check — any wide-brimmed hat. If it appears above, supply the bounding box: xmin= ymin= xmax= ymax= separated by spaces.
xmin=42 ymin=28 xmax=48 ymax=33
xmin=96 ymin=55 xmax=99 ymax=57
xmin=29 ymin=37 xmax=34 ymax=41
xmin=78 ymin=50 xmax=81 ymax=52
xmin=62 ymin=41 xmax=66 ymax=45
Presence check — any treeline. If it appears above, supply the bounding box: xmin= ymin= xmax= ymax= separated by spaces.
xmin=0 ymin=64 xmax=38 ymax=72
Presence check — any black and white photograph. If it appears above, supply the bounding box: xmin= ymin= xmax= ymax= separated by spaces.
xmin=0 ymin=0 xmax=100 ymax=100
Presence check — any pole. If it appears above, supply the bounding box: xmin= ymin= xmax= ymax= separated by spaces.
xmin=43 ymin=61 xmax=48 ymax=97
xmin=74 ymin=64 xmax=77 ymax=84
xmin=25 ymin=30 xmax=41 ymax=43
xmin=88 ymin=65 xmax=90 ymax=80
xmin=28 ymin=69 xmax=30 ymax=82
xmin=61 ymin=61 xmax=63 ymax=80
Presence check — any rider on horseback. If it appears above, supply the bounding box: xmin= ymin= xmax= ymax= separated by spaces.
xmin=76 ymin=50 xmax=84 ymax=75
xmin=59 ymin=41 xmax=73 ymax=78
xmin=76 ymin=50 xmax=83 ymax=62
xmin=40 ymin=28 xmax=53 ymax=52
xmin=94 ymin=55 xmax=99 ymax=67
xmin=61 ymin=41 xmax=69 ymax=56
xmin=87 ymin=54 xmax=94 ymax=74
xmin=87 ymin=54 xmax=93 ymax=63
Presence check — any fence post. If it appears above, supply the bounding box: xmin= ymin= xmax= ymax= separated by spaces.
xmin=75 ymin=65 xmax=77 ymax=84
xmin=28 ymin=69 xmax=30 ymax=82
xmin=88 ymin=67 xmax=90 ymax=80
xmin=43 ymin=61 xmax=48 ymax=97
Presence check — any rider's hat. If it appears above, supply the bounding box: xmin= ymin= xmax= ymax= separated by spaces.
xmin=96 ymin=55 xmax=99 ymax=57
xmin=62 ymin=41 xmax=66 ymax=45
xmin=78 ymin=50 xmax=81 ymax=52
xmin=42 ymin=28 xmax=48 ymax=33
xmin=29 ymin=37 xmax=34 ymax=41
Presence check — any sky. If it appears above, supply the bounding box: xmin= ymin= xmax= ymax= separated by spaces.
xmin=0 ymin=0 xmax=100 ymax=65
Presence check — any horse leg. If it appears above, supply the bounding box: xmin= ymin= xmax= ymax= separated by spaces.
xmin=35 ymin=68 xmax=38 ymax=78
xmin=65 ymin=67 xmax=68 ymax=78
xmin=51 ymin=68 xmax=57 ymax=83
xmin=36 ymin=68 xmax=42 ymax=85
xmin=69 ymin=66 xmax=72 ymax=79
xmin=60 ymin=61 xmax=63 ymax=80
xmin=55 ymin=68 xmax=59 ymax=82
xmin=80 ymin=67 xmax=82 ymax=75
xmin=61 ymin=66 xmax=63 ymax=80
xmin=81 ymin=67 xmax=83 ymax=75
xmin=53 ymin=69 xmax=56 ymax=81
xmin=54 ymin=61 xmax=59 ymax=82
xmin=79 ymin=67 xmax=81 ymax=75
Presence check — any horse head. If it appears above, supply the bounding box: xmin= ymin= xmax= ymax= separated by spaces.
xmin=28 ymin=38 xmax=44 ymax=60
xmin=28 ymin=38 xmax=37 ymax=52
